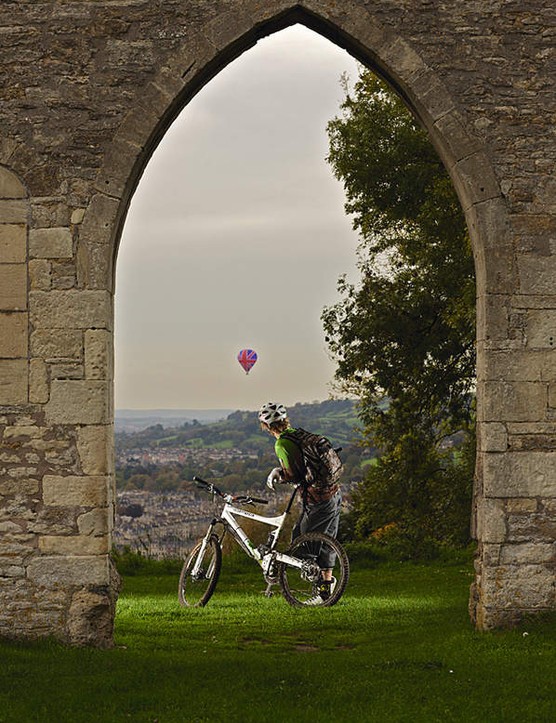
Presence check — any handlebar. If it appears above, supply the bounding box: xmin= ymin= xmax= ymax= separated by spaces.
xmin=193 ymin=476 xmax=268 ymax=506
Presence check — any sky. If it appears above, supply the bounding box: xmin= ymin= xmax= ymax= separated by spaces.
xmin=115 ymin=25 xmax=361 ymax=411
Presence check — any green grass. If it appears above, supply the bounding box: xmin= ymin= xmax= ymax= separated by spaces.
xmin=1 ymin=560 xmax=555 ymax=722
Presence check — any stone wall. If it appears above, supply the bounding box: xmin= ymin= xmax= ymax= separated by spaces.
xmin=0 ymin=0 xmax=554 ymax=645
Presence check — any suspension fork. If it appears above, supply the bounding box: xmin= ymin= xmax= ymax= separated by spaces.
xmin=191 ymin=519 xmax=222 ymax=576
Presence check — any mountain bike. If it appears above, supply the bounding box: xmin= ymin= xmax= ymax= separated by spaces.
xmin=178 ymin=476 xmax=349 ymax=608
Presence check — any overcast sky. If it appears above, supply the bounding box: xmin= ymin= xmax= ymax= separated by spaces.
xmin=115 ymin=25 xmax=361 ymax=411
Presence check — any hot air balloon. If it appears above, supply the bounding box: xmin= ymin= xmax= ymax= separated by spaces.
xmin=237 ymin=348 xmax=258 ymax=374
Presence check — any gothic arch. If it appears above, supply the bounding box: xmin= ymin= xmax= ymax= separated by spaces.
xmin=1 ymin=0 xmax=554 ymax=646
xmin=78 ymin=3 xmax=506 ymax=300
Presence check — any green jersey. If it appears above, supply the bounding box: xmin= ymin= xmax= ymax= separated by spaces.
xmin=274 ymin=427 xmax=306 ymax=482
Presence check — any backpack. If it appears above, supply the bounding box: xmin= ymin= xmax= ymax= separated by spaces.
xmin=281 ymin=428 xmax=343 ymax=490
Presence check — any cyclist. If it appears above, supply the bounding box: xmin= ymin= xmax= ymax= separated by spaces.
xmin=258 ymin=401 xmax=342 ymax=604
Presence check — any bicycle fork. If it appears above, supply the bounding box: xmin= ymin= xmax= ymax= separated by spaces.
xmin=191 ymin=522 xmax=218 ymax=578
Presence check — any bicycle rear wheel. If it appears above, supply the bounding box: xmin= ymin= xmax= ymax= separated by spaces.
xmin=178 ymin=534 xmax=222 ymax=607
xmin=279 ymin=532 xmax=349 ymax=607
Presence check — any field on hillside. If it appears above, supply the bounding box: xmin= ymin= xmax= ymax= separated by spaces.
xmin=1 ymin=560 xmax=555 ymax=722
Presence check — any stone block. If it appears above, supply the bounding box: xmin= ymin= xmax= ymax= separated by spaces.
xmin=77 ymin=508 xmax=109 ymax=536
xmin=406 ymin=68 xmax=455 ymax=123
xmin=71 ymin=208 xmax=85 ymax=225
xmin=479 ymin=381 xmax=548 ymax=422
xmin=513 ymin=295 xmax=556 ymax=310
xmin=3 ymin=426 xmax=43 ymax=442
xmin=76 ymin=241 xmax=113 ymax=291
xmin=0 ymin=138 xmax=17 ymax=164
xmin=45 ymin=380 xmax=111 ymax=425
xmin=475 ymin=497 xmax=507 ymax=542
xmin=29 ymin=290 xmax=112 ymax=330
xmin=475 ymin=295 xmax=510 ymax=344
xmin=39 ymin=535 xmax=109 ymax=555
xmin=0 ymin=224 xmax=26 ymax=263
xmin=379 ymin=35 xmax=427 ymax=85
xmin=507 ymin=423 xmax=556 ymax=435
xmin=90 ymin=139 xmax=138 ymax=203
xmin=28 ymin=259 xmax=51 ymax=290
xmin=455 ymin=153 xmax=501 ymax=208
xmin=29 ymin=358 xmax=49 ymax=404
xmin=434 ymin=111 xmax=482 ymax=169
xmin=507 ymin=506 xmax=556 ymax=542
xmin=26 ymin=555 xmax=110 ymax=587
xmin=67 ymin=587 xmax=115 ymax=647
xmin=0 ymin=200 xmax=27 ymax=224
xmin=508 ymin=432 xmax=556 ymax=453
xmin=480 ymin=349 xmax=556 ymax=382
xmin=201 ymin=7 xmax=252 ymax=53
xmin=334 ymin=4 xmax=390 ymax=53
xmin=0 ymin=312 xmax=28 ymax=358
xmin=506 ymin=498 xmax=538 ymax=513
xmin=0 ymin=565 xmax=25 ymax=578
xmin=0 ymin=359 xmax=27 ymax=404
xmin=499 ymin=542 xmax=555 ymax=565
xmin=77 ymin=425 xmax=114 ymax=475
xmin=78 ymin=195 xmax=119 ymax=246
xmin=518 ymin=254 xmax=556 ymax=295
xmin=526 ymin=309 xmax=556 ymax=349
xmin=483 ymin=451 xmax=556 ymax=497
xmin=43 ymin=475 xmax=109 ymax=507
xmin=476 ymin=542 xmax=501 ymax=566
xmin=479 ymin=563 xmax=555 ymax=610
xmin=0 ymin=264 xmax=27 ymax=310
xmin=28 ymin=506 xmax=77 ymax=535
xmin=478 ymin=422 xmax=507 ymax=452
xmin=0 ymin=167 xmax=26 ymax=199
xmin=30 ymin=328 xmax=83 ymax=360
xmin=30 ymin=199 xmax=71 ymax=229
xmin=29 ymin=227 xmax=73 ymax=259
xmin=467 ymin=199 xmax=515 ymax=295
xmin=85 ymin=329 xmax=112 ymax=380
xmin=49 ymin=362 xmax=84 ymax=380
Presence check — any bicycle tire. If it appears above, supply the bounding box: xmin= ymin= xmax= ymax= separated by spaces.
xmin=279 ymin=531 xmax=349 ymax=607
xmin=178 ymin=534 xmax=222 ymax=607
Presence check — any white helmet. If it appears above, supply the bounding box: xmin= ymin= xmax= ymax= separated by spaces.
xmin=258 ymin=402 xmax=287 ymax=425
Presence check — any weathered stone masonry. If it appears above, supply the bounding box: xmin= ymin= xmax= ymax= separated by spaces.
xmin=0 ymin=1 xmax=554 ymax=645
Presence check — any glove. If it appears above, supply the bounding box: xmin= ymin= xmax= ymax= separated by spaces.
xmin=266 ymin=467 xmax=283 ymax=491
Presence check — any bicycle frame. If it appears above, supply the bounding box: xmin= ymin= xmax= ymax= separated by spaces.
xmin=192 ymin=485 xmax=307 ymax=579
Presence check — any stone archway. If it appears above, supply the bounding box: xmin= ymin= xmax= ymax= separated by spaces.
xmin=0 ymin=1 xmax=554 ymax=646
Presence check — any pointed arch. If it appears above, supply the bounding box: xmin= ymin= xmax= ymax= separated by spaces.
xmin=78 ymin=1 xmax=507 ymax=302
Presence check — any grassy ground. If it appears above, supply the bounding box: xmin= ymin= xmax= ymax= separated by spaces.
xmin=0 ymin=557 xmax=555 ymax=722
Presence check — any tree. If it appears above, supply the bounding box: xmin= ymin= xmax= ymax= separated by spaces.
xmin=324 ymin=71 xmax=476 ymax=553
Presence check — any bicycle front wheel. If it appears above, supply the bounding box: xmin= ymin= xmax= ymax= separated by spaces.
xmin=279 ymin=532 xmax=349 ymax=607
xmin=178 ymin=534 xmax=222 ymax=607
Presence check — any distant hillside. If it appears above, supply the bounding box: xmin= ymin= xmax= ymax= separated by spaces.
xmin=115 ymin=399 xmax=376 ymax=493
xmin=115 ymin=409 xmax=233 ymax=432
xmin=116 ymin=399 xmax=363 ymax=453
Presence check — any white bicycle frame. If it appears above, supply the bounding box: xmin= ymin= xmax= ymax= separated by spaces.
xmin=192 ymin=490 xmax=308 ymax=579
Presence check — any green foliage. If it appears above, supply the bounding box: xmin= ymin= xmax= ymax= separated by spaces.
xmin=324 ymin=71 xmax=476 ymax=552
